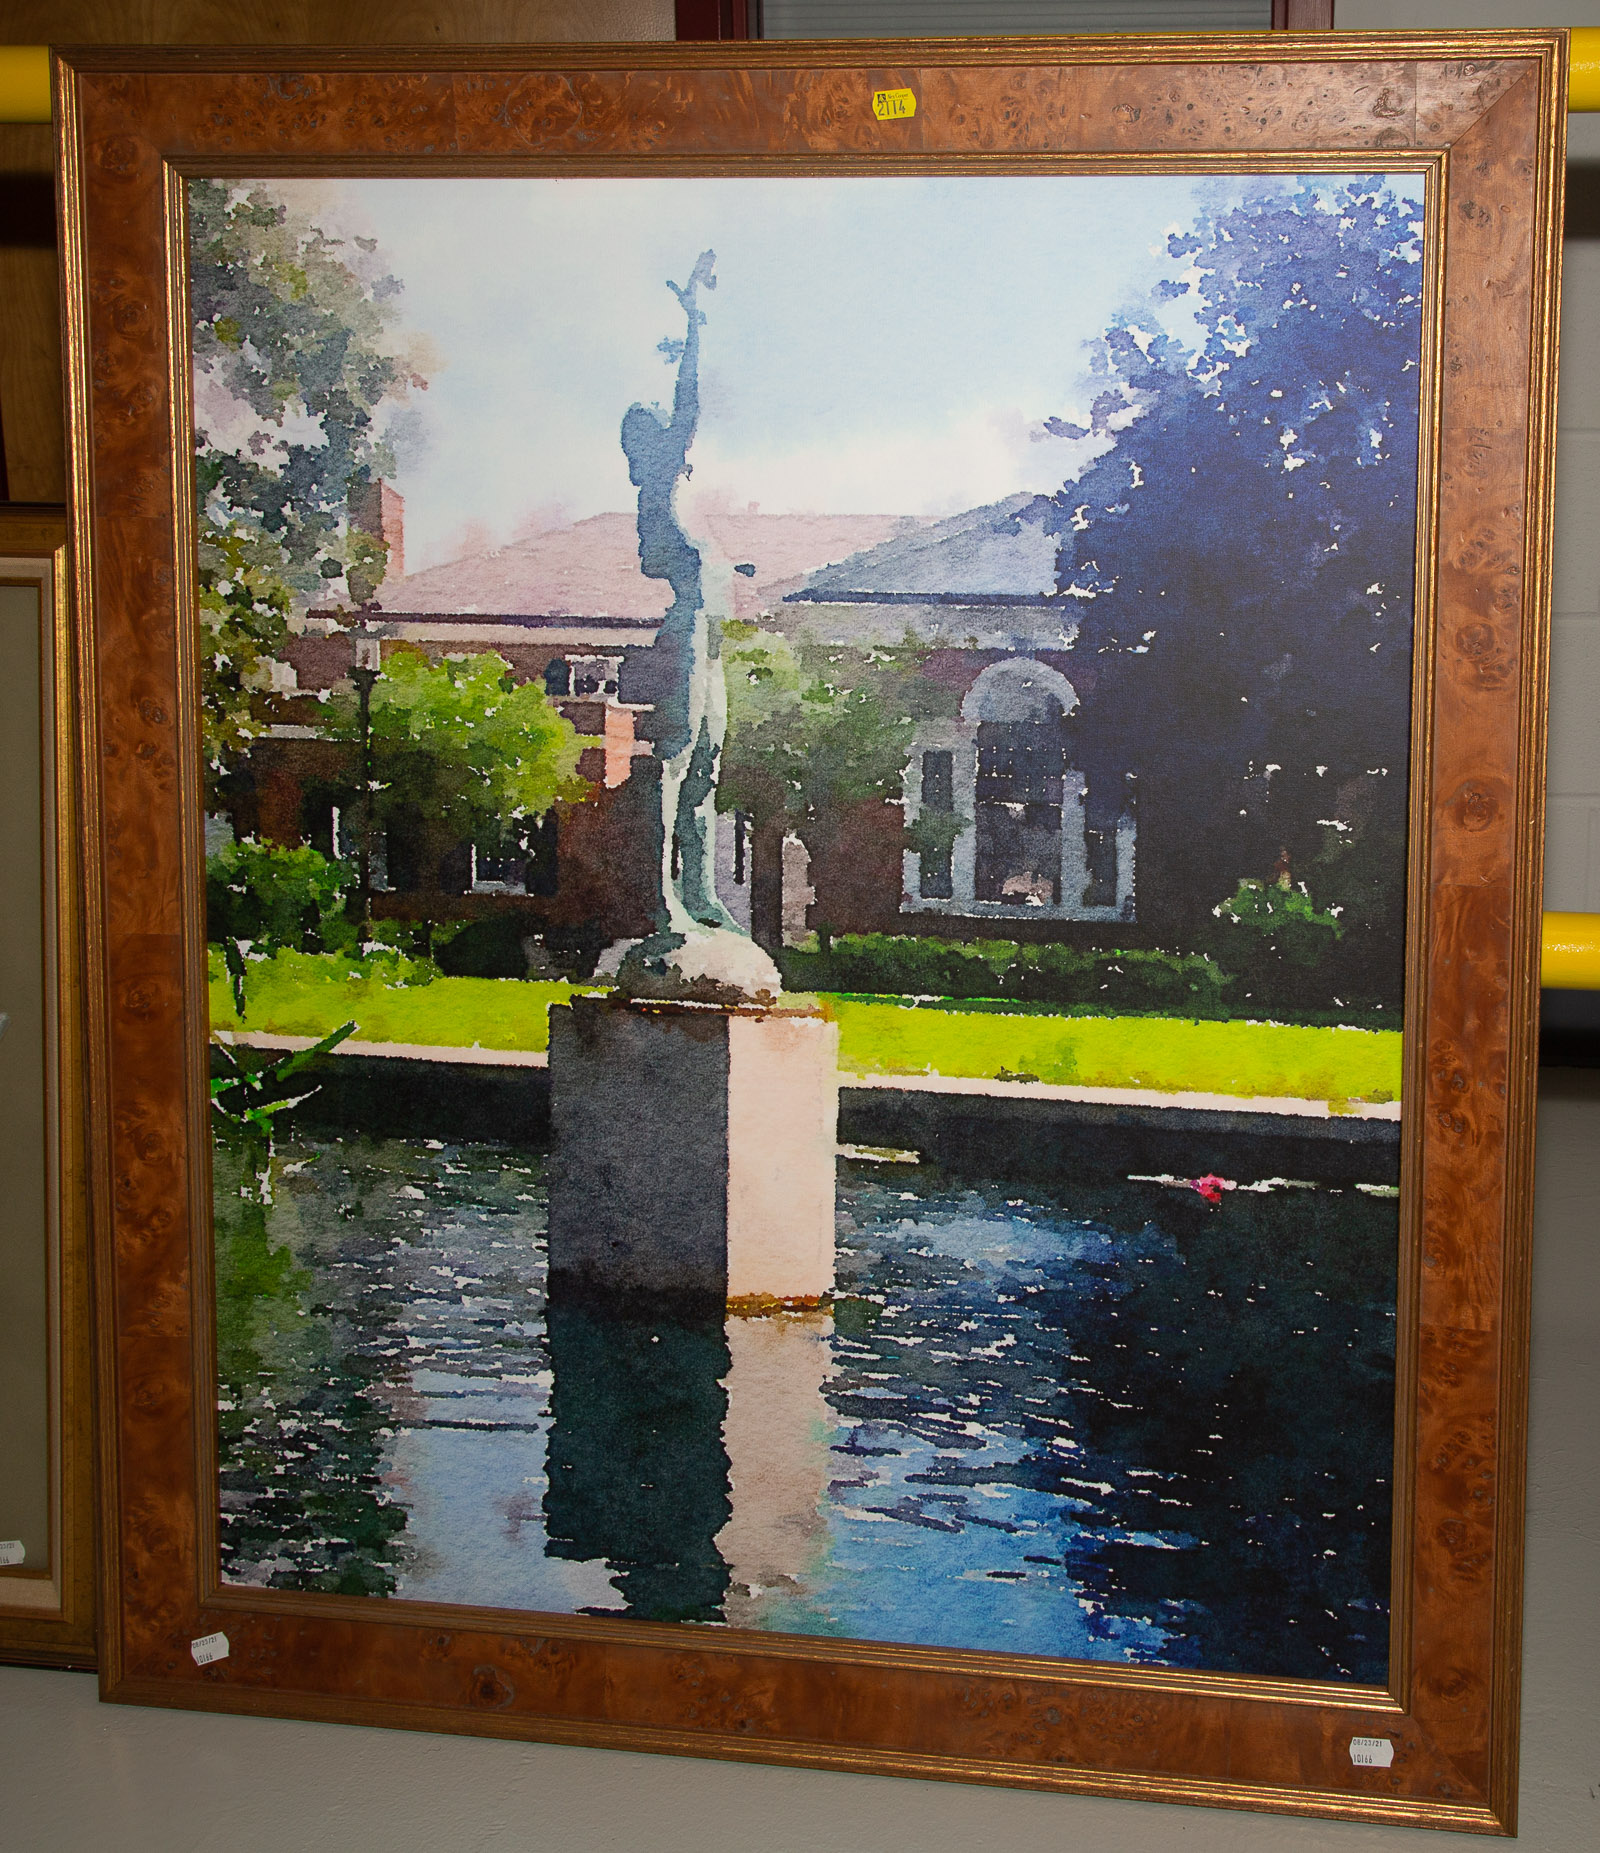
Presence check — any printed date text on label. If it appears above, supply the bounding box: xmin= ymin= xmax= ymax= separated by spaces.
xmin=190 ymin=1631 xmax=230 ymax=1667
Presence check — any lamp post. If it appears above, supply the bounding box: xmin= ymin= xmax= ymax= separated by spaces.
xmin=351 ymin=631 xmax=382 ymax=934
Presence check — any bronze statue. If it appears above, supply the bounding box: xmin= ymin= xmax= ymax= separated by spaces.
xmin=614 ymin=250 xmax=781 ymax=1005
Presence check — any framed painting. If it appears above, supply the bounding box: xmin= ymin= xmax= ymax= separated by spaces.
xmin=60 ymin=31 xmax=1562 ymax=1831
xmin=0 ymin=505 xmax=96 ymax=1669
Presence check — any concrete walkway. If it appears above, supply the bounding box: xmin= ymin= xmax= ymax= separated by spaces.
xmin=215 ymin=1029 xmax=1400 ymax=1121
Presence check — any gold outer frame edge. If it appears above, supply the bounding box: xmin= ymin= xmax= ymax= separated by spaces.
xmin=97 ymin=1668 xmax=1506 ymax=1833
xmin=1386 ymin=143 xmax=1452 ymax=1728
xmin=52 ymin=509 xmax=96 ymax=1669
xmin=53 ymin=51 xmax=118 ymax=1689
xmin=1485 ymin=34 xmax=1570 ymax=1839
xmin=42 ymin=28 xmax=1591 ymax=74
xmin=160 ymin=157 xmax=223 ymax=1638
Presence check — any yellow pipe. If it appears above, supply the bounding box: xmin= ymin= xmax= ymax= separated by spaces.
xmin=0 ymin=45 xmax=49 ymax=123
xmin=0 ymin=35 xmax=1596 ymax=118
xmin=1573 ymin=28 xmax=1600 ymax=112
xmin=1543 ymin=911 xmax=1600 ymax=990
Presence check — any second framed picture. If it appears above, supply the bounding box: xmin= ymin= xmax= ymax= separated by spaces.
xmin=0 ymin=506 xmax=95 ymax=1671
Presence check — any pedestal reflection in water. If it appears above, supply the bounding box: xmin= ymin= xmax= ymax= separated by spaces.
xmin=715 ymin=1310 xmax=836 ymax=1631
xmin=215 ymin=1130 xmax=1397 ymax=1682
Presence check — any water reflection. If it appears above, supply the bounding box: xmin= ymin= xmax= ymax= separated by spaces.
xmin=716 ymin=1311 xmax=836 ymax=1631
xmin=823 ymin=1170 xmax=1395 ymax=1677
xmin=544 ymin=1295 xmax=731 ymax=1623
xmin=216 ymin=1130 xmax=1396 ymax=1681
xmin=213 ymin=1122 xmax=408 ymax=1596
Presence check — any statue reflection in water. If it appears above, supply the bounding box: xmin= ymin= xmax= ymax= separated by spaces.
xmin=543 ymin=1295 xmax=733 ymax=1623
xmin=542 ymin=1287 xmax=837 ymax=1626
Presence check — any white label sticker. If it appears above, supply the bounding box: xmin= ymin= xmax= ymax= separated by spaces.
xmin=0 ymin=1540 xmax=24 ymax=1567
xmin=1349 ymin=1736 xmax=1395 ymax=1768
xmin=190 ymin=1630 xmax=230 ymax=1667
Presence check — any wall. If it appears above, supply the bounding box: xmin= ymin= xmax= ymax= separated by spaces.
xmin=0 ymin=2 xmax=677 ymax=500
xmin=1342 ymin=0 xmax=1600 ymax=912
xmin=1 ymin=4 xmax=1595 ymax=1850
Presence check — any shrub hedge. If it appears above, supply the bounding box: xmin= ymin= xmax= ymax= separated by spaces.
xmin=206 ymin=838 xmax=354 ymax=958
xmin=434 ymin=913 xmax=534 ymax=979
xmin=778 ymin=933 xmax=1228 ymax=1012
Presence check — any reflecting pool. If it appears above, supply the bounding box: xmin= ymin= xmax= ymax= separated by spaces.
xmin=216 ymin=1131 xmax=1396 ymax=1682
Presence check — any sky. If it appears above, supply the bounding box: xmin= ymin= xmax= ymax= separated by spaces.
xmin=253 ymin=172 xmax=1427 ymax=575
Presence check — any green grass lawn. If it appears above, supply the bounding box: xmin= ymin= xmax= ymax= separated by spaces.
xmin=211 ymin=952 xmax=1402 ymax=1104
xmin=210 ymin=951 xmax=593 ymax=1054
xmin=826 ymin=997 xmax=1398 ymax=1104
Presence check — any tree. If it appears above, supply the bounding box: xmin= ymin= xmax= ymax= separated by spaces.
xmin=190 ymin=179 xmax=426 ymax=796
xmin=717 ymin=623 xmax=805 ymax=947
xmin=325 ymin=647 xmax=590 ymax=916
xmin=719 ymin=622 xmax=952 ymax=949
xmin=206 ymin=837 xmax=356 ymax=1012
xmin=1050 ymin=176 xmax=1423 ymax=1004
xmin=1209 ymin=868 xmax=1344 ymax=1012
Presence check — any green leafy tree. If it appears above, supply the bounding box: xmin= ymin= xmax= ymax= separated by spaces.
xmin=1211 ymin=869 xmax=1343 ymax=1010
xmin=1051 ymin=178 xmax=1421 ymax=1003
xmin=1307 ymin=774 xmax=1409 ymax=1007
xmin=718 ymin=622 xmax=818 ymax=949
xmin=326 ymin=647 xmax=590 ymax=915
xmin=719 ymin=621 xmax=951 ymax=949
xmin=718 ymin=621 xmax=804 ymax=808
xmin=207 ymin=838 xmax=356 ymax=1012
xmin=208 ymin=838 xmax=353 ymax=951
xmin=190 ymin=179 xmax=426 ymax=795
xmin=1214 ymin=874 xmax=1342 ymax=965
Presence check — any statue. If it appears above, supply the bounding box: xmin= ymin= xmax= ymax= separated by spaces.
xmin=614 ymin=251 xmax=782 ymax=1005
xmin=547 ymin=254 xmax=836 ymax=1309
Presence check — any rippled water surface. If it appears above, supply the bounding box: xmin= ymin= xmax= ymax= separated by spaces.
xmin=216 ymin=1132 xmax=1396 ymax=1681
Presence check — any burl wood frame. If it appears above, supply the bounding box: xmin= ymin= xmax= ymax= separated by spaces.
xmin=58 ymin=33 xmax=1563 ymax=1831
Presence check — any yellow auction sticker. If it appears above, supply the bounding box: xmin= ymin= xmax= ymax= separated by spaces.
xmin=872 ymin=87 xmax=917 ymax=122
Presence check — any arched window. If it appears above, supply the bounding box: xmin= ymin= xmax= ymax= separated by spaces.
xmin=960 ymin=660 xmax=1078 ymax=907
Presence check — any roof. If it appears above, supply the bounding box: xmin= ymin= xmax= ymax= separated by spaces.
xmin=786 ymin=493 xmax=1064 ymax=606
xmin=375 ymin=508 xmax=928 ymax=626
xmin=377 ymin=512 xmax=666 ymax=621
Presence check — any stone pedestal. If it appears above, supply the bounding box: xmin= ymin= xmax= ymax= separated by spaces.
xmin=547 ymin=997 xmax=838 ymax=1309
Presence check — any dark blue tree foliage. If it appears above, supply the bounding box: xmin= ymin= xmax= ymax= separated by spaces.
xmin=1054 ymin=177 xmax=1423 ymax=1005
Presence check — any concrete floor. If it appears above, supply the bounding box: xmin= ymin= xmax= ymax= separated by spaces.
xmin=2 ymin=1069 xmax=1594 ymax=1852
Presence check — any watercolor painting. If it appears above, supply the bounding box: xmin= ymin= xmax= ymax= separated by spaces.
xmin=201 ymin=171 xmax=1422 ymax=1681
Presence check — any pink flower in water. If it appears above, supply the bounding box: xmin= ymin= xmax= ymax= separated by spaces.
xmin=1187 ymin=1174 xmax=1236 ymax=1206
